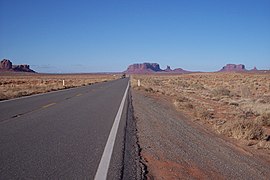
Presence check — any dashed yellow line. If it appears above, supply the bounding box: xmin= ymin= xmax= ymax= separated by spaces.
xmin=76 ymin=93 xmax=82 ymax=97
xmin=42 ymin=103 xmax=56 ymax=108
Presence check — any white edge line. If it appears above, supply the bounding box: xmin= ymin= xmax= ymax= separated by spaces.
xmin=94 ymin=82 xmax=129 ymax=180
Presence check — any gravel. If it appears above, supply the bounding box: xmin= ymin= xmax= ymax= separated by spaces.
xmin=132 ymin=90 xmax=270 ymax=179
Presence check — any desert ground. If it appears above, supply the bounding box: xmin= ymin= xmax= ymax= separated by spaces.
xmin=131 ymin=72 xmax=270 ymax=179
xmin=0 ymin=72 xmax=120 ymax=100
xmin=1 ymin=71 xmax=270 ymax=179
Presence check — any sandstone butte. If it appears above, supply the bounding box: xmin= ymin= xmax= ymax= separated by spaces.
xmin=125 ymin=62 xmax=260 ymax=74
xmin=0 ymin=59 xmax=35 ymax=73
xmin=124 ymin=63 xmax=191 ymax=74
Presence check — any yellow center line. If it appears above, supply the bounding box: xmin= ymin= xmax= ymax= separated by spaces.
xmin=76 ymin=93 xmax=82 ymax=97
xmin=42 ymin=103 xmax=56 ymax=108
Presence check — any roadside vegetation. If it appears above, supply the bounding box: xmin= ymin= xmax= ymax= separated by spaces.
xmin=131 ymin=72 xmax=270 ymax=150
xmin=0 ymin=73 xmax=120 ymax=100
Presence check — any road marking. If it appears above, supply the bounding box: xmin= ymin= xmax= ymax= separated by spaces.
xmin=76 ymin=93 xmax=82 ymax=97
xmin=42 ymin=103 xmax=56 ymax=108
xmin=94 ymin=82 xmax=129 ymax=180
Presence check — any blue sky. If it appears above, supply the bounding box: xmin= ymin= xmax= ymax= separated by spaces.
xmin=0 ymin=0 xmax=269 ymax=73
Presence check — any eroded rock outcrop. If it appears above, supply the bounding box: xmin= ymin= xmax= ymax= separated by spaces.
xmin=125 ymin=63 xmax=162 ymax=73
xmin=0 ymin=59 xmax=12 ymax=70
xmin=219 ymin=64 xmax=247 ymax=72
xmin=172 ymin=68 xmax=190 ymax=74
xmin=0 ymin=59 xmax=35 ymax=72
xmin=250 ymin=66 xmax=258 ymax=71
xmin=164 ymin=65 xmax=172 ymax=72
xmin=12 ymin=64 xmax=35 ymax=72
xmin=125 ymin=62 xmax=191 ymax=74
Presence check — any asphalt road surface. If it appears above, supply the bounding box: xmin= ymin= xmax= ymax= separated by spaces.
xmin=0 ymin=78 xmax=138 ymax=179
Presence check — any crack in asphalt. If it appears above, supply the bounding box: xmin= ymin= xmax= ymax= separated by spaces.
xmin=121 ymin=90 xmax=147 ymax=180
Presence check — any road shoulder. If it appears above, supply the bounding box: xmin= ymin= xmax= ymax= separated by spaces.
xmin=132 ymin=89 xmax=270 ymax=179
xmin=122 ymin=90 xmax=145 ymax=180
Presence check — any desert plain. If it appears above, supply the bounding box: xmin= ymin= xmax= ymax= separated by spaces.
xmin=1 ymin=71 xmax=270 ymax=179
xmin=0 ymin=72 xmax=120 ymax=101
xmin=132 ymin=72 xmax=270 ymax=148
xmin=131 ymin=71 xmax=270 ymax=179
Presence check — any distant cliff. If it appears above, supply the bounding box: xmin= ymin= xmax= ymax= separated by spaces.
xmin=0 ymin=59 xmax=35 ymax=73
xmin=219 ymin=64 xmax=247 ymax=72
xmin=125 ymin=63 xmax=162 ymax=73
xmin=125 ymin=63 xmax=191 ymax=74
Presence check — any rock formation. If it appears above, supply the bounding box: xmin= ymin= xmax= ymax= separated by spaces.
xmin=164 ymin=65 xmax=172 ymax=72
xmin=126 ymin=62 xmax=260 ymax=74
xmin=172 ymin=68 xmax=190 ymax=74
xmin=219 ymin=64 xmax=247 ymax=72
xmin=0 ymin=59 xmax=12 ymax=70
xmin=0 ymin=59 xmax=35 ymax=72
xmin=164 ymin=66 xmax=190 ymax=73
xmin=12 ymin=64 xmax=35 ymax=72
xmin=125 ymin=62 xmax=191 ymax=74
xmin=125 ymin=63 xmax=163 ymax=73
xmin=250 ymin=66 xmax=258 ymax=71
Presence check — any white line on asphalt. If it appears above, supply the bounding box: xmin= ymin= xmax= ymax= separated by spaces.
xmin=94 ymin=82 xmax=129 ymax=180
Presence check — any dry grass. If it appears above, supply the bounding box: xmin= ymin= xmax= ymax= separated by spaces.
xmin=0 ymin=73 xmax=120 ymax=100
xmin=131 ymin=72 xmax=270 ymax=149
xmin=220 ymin=119 xmax=264 ymax=140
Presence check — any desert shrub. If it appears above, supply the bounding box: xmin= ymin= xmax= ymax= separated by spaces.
xmin=220 ymin=119 xmax=264 ymax=140
xmin=17 ymin=91 xmax=28 ymax=97
xmin=219 ymin=98 xmax=230 ymax=105
xmin=174 ymin=102 xmax=194 ymax=110
xmin=255 ymin=141 xmax=270 ymax=150
xmin=239 ymin=109 xmax=256 ymax=119
xmin=173 ymin=96 xmax=194 ymax=110
xmin=240 ymin=99 xmax=270 ymax=117
xmin=174 ymin=96 xmax=189 ymax=103
xmin=177 ymin=81 xmax=190 ymax=88
xmin=229 ymin=101 xmax=239 ymax=106
xmin=256 ymin=96 xmax=270 ymax=104
xmin=199 ymin=109 xmax=214 ymax=120
xmin=212 ymin=87 xmax=231 ymax=97
xmin=184 ymin=103 xmax=194 ymax=109
xmin=190 ymin=83 xmax=205 ymax=90
xmin=240 ymin=85 xmax=251 ymax=98
xmin=0 ymin=93 xmax=7 ymax=100
xmin=257 ymin=113 xmax=270 ymax=127
xmin=144 ymin=87 xmax=154 ymax=93
xmin=173 ymin=99 xmax=181 ymax=108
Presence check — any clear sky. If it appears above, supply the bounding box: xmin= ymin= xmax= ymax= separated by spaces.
xmin=0 ymin=0 xmax=269 ymax=73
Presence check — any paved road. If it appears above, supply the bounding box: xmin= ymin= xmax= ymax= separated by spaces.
xmin=0 ymin=78 xmax=134 ymax=179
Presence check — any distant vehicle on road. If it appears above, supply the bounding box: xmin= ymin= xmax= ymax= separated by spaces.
xmin=121 ymin=73 xmax=126 ymax=78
